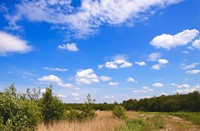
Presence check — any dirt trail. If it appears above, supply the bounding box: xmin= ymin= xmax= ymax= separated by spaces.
xmin=160 ymin=115 xmax=200 ymax=131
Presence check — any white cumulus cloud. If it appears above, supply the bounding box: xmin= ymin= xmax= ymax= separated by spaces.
xmin=72 ymin=93 xmax=79 ymax=97
xmin=109 ymin=82 xmax=119 ymax=86
xmin=76 ymin=69 xmax=99 ymax=84
xmin=176 ymin=88 xmax=197 ymax=94
xmin=135 ymin=61 xmax=146 ymax=66
xmin=152 ymin=83 xmax=164 ymax=87
xmin=38 ymin=75 xmax=62 ymax=83
xmin=38 ymin=75 xmax=73 ymax=88
xmin=158 ymin=59 xmax=169 ymax=64
xmin=58 ymin=43 xmax=78 ymax=52
xmin=186 ymin=70 xmax=200 ymax=74
xmin=182 ymin=63 xmax=199 ymax=70
xmin=148 ymin=53 xmax=161 ymax=62
xmin=127 ymin=77 xmax=136 ymax=83
xmin=171 ymin=83 xmax=190 ymax=88
xmin=100 ymin=58 xmax=132 ymax=69
xmin=99 ymin=76 xmax=111 ymax=81
xmin=133 ymin=86 xmax=153 ymax=93
xmin=0 ymin=31 xmax=32 ymax=56
xmin=192 ymin=38 xmax=200 ymax=49
xmin=151 ymin=64 xmax=160 ymax=70
xmin=150 ymin=29 xmax=199 ymax=49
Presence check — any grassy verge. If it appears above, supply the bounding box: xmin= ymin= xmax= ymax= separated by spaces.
xmin=166 ymin=112 xmax=200 ymax=126
xmin=139 ymin=111 xmax=200 ymax=126
xmin=115 ymin=114 xmax=165 ymax=131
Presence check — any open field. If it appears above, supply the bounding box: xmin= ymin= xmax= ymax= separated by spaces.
xmin=37 ymin=111 xmax=200 ymax=131
xmin=37 ymin=111 xmax=138 ymax=131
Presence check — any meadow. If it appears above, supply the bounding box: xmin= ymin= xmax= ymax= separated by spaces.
xmin=1 ymin=85 xmax=200 ymax=131
xmin=37 ymin=111 xmax=200 ymax=131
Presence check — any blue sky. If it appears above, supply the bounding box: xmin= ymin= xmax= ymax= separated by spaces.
xmin=0 ymin=0 xmax=200 ymax=103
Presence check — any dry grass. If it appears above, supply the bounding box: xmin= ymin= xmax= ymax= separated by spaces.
xmin=37 ymin=111 xmax=138 ymax=131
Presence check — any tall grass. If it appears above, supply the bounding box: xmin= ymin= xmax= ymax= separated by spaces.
xmin=115 ymin=114 xmax=166 ymax=131
xmin=115 ymin=118 xmax=147 ymax=131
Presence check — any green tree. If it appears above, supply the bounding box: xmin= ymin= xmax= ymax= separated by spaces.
xmin=112 ymin=105 xmax=127 ymax=120
xmin=41 ymin=85 xmax=64 ymax=125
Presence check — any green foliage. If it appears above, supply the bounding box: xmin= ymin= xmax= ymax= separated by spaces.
xmin=0 ymin=84 xmax=41 ymax=130
xmin=112 ymin=105 xmax=127 ymax=120
xmin=40 ymin=86 xmax=64 ymax=125
xmin=64 ymin=110 xmax=82 ymax=121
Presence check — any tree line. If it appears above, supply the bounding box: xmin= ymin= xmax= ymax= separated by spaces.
xmin=64 ymin=91 xmax=200 ymax=112
xmin=122 ymin=91 xmax=200 ymax=112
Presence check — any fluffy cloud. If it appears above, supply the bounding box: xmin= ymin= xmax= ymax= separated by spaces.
xmin=72 ymin=93 xmax=79 ymax=97
xmin=151 ymin=64 xmax=160 ymax=70
xmin=182 ymin=63 xmax=199 ymax=70
xmin=152 ymin=83 xmax=164 ymax=87
xmin=133 ymin=87 xmax=153 ymax=93
xmin=192 ymin=38 xmax=200 ymax=49
xmin=171 ymin=83 xmax=190 ymax=88
xmin=40 ymin=88 xmax=46 ymax=93
xmin=135 ymin=61 xmax=146 ymax=66
xmin=176 ymin=88 xmax=197 ymax=94
xmin=105 ymin=95 xmax=115 ymax=99
xmin=150 ymin=29 xmax=199 ymax=49
xmin=127 ymin=77 xmax=136 ymax=83
xmin=158 ymin=59 xmax=169 ymax=64
xmin=175 ymin=84 xmax=200 ymax=93
xmin=109 ymin=82 xmax=119 ymax=86
xmin=76 ymin=69 xmax=99 ymax=84
xmin=0 ymin=31 xmax=32 ymax=56
xmin=99 ymin=76 xmax=111 ymax=81
xmin=148 ymin=53 xmax=161 ymax=62
xmin=38 ymin=75 xmax=62 ymax=83
xmin=44 ymin=67 xmax=68 ymax=72
xmin=58 ymin=43 xmax=78 ymax=52
xmin=5 ymin=0 xmax=182 ymax=38
xmin=186 ymin=70 xmax=200 ymax=74
xmin=99 ymin=58 xmax=132 ymax=69
xmin=38 ymin=75 xmax=73 ymax=88
xmin=56 ymin=94 xmax=67 ymax=98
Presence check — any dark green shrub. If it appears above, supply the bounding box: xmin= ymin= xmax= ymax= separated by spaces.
xmin=64 ymin=110 xmax=82 ymax=121
xmin=64 ymin=94 xmax=96 ymax=121
xmin=112 ymin=105 xmax=127 ymax=120
xmin=40 ymin=86 xmax=64 ymax=125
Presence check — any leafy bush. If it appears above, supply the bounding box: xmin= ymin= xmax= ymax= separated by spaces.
xmin=64 ymin=110 xmax=82 ymax=121
xmin=0 ymin=85 xmax=41 ymax=130
xmin=40 ymin=86 xmax=64 ymax=125
xmin=112 ymin=105 xmax=127 ymax=120
xmin=64 ymin=94 xmax=96 ymax=121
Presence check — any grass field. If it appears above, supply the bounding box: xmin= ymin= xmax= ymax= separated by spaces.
xmin=37 ymin=111 xmax=200 ymax=131
xmin=37 ymin=111 xmax=138 ymax=131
